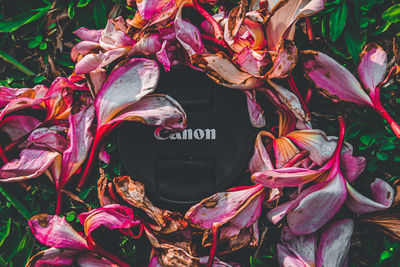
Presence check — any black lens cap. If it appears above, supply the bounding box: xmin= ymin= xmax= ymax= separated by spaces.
xmin=117 ymin=66 xmax=254 ymax=210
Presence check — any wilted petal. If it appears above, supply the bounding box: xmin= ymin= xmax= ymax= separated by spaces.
xmin=129 ymin=33 xmax=162 ymax=56
xmin=76 ymin=252 xmax=119 ymax=267
xmin=0 ymin=97 xmax=44 ymax=123
xmin=253 ymin=167 xmax=324 ymax=188
xmin=281 ymin=226 xmax=316 ymax=267
xmin=191 ymin=52 xmax=263 ymax=89
xmin=0 ymin=86 xmax=39 ymax=108
xmin=277 ymin=243 xmax=307 ymax=267
xmin=340 ymin=153 xmax=366 ymax=183
xmin=71 ymin=41 xmax=101 ymax=62
xmin=99 ymin=18 xmax=134 ymax=50
xmin=236 ymin=47 xmax=271 ymax=77
xmin=156 ymin=40 xmax=171 ymax=71
xmin=95 ymin=58 xmax=159 ymax=127
xmin=346 ymin=178 xmax=394 ymax=214
xmin=245 ymin=90 xmax=266 ymax=128
xmin=274 ymin=137 xmax=300 ymax=168
xmin=89 ymin=68 xmax=107 ymax=95
xmin=267 ymin=0 xmax=325 ymax=50
xmin=0 ymin=115 xmax=40 ymax=141
xmin=74 ymin=27 xmax=103 ymax=42
xmin=78 ymin=204 xmax=141 ymax=237
xmin=26 ymin=248 xmax=77 ymax=267
xmin=0 ymin=149 xmax=61 ymax=182
xmin=287 ymin=173 xmax=347 ymax=235
xmin=249 ymin=131 xmax=274 ymax=173
xmin=358 ymin=43 xmax=387 ymax=92
xmin=175 ymin=7 xmax=204 ymax=56
xmin=26 ymin=126 xmax=68 ymax=153
xmin=302 ymin=51 xmax=373 ymax=106
xmin=75 ymin=48 xmax=129 ymax=75
xmin=199 ymin=256 xmax=240 ymax=267
xmin=137 ymin=0 xmax=172 ymax=21
xmin=60 ymin=103 xmax=95 ymax=187
xmin=28 ymin=214 xmax=88 ymax=250
xmin=267 ymin=40 xmax=298 ymax=79
xmin=316 ymin=219 xmax=354 ymax=267
xmin=267 ymin=201 xmax=294 ymax=225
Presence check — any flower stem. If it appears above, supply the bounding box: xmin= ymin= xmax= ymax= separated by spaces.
xmin=207 ymin=222 xmax=221 ymax=267
xmin=287 ymin=74 xmax=311 ymax=120
xmin=283 ymin=150 xmax=310 ymax=168
xmin=0 ymin=144 xmax=8 ymax=164
xmin=305 ymin=18 xmax=314 ymax=41
xmin=191 ymin=0 xmax=223 ymax=40
xmin=56 ymin=189 xmax=63 ymax=215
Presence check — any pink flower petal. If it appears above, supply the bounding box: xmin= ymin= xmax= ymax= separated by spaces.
xmin=287 ymin=173 xmax=347 ymax=235
xmin=136 ymin=0 xmax=172 ymax=21
xmin=340 ymin=153 xmax=366 ymax=183
xmin=249 ymin=131 xmax=275 ymax=173
xmin=277 ymin=243 xmax=307 ymax=267
xmin=99 ymin=18 xmax=134 ymax=50
xmin=26 ymin=126 xmax=68 ymax=153
xmin=75 ymin=48 xmax=129 ymax=75
xmin=76 ymin=252 xmax=119 ymax=267
xmin=267 ymin=40 xmax=298 ymax=79
xmin=175 ymin=7 xmax=204 ymax=56
xmin=78 ymin=204 xmax=141 ymax=238
xmin=0 ymin=115 xmax=40 ymax=142
xmin=267 ymin=0 xmax=325 ymax=51
xmin=156 ymin=40 xmax=171 ymax=71
xmin=71 ymin=41 xmax=100 ymax=62
xmin=302 ymin=50 xmax=373 ymax=106
xmin=346 ymin=178 xmax=394 ymax=213
xmin=89 ymin=68 xmax=107 ymax=95
xmin=74 ymin=28 xmax=103 ymax=42
xmin=0 ymin=97 xmax=45 ymax=123
xmin=236 ymin=47 xmax=271 ymax=77
xmin=358 ymin=43 xmax=387 ymax=92
xmin=129 ymin=33 xmax=162 ymax=56
xmin=316 ymin=219 xmax=354 ymax=267
xmin=0 ymin=149 xmax=61 ymax=182
xmin=274 ymin=137 xmax=300 ymax=168
xmin=0 ymin=86 xmax=39 ymax=108
xmin=245 ymin=90 xmax=266 ymax=128
xmin=267 ymin=201 xmax=294 ymax=224
xmin=95 ymin=58 xmax=159 ymax=128
xmin=60 ymin=103 xmax=95 ymax=188
xmin=28 ymin=214 xmax=88 ymax=250
xmin=26 ymin=248 xmax=77 ymax=267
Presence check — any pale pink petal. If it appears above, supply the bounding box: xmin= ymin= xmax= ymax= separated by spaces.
xmin=136 ymin=0 xmax=172 ymax=21
xmin=274 ymin=137 xmax=300 ymax=168
xmin=129 ymin=33 xmax=162 ymax=56
xmin=26 ymin=126 xmax=68 ymax=153
xmin=358 ymin=43 xmax=387 ymax=92
xmin=95 ymin=58 xmax=159 ymax=127
xmin=236 ymin=47 xmax=271 ymax=77
xmin=316 ymin=219 xmax=354 ymax=267
xmin=28 ymin=214 xmax=88 ymax=250
xmin=77 ymin=252 xmax=119 ymax=267
xmin=191 ymin=52 xmax=263 ymax=89
xmin=346 ymin=178 xmax=394 ymax=214
xmin=60 ymin=103 xmax=95 ymax=187
xmin=281 ymin=226 xmax=316 ymax=267
xmin=0 ymin=149 xmax=61 ymax=182
xmin=175 ymin=7 xmax=204 ymax=56
xmin=253 ymin=167 xmax=324 ymax=188
xmin=302 ymin=51 xmax=373 ymax=106
xmin=78 ymin=204 xmax=141 ymax=238
xmin=249 ymin=131 xmax=275 ymax=173
xmin=245 ymin=90 xmax=266 ymax=128
xmin=267 ymin=40 xmax=298 ymax=79
xmin=201 ymin=12 xmax=227 ymax=36
xmin=267 ymin=0 xmax=325 ymax=50
xmin=26 ymin=248 xmax=77 ymax=267
xmin=75 ymin=48 xmax=129 ymax=75
xmin=0 ymin=86 xmax=37 ymax=108
xmin=156 ymin=40 xmax=171 ymax=71
xmin=89 ymin=68 xmax=107 ymax=95
xmin=0 ymin=97 xmax=44 ymax=123
xmin=0 ymin=115 xmax=40 ymax=141
xmin=74 ymin=28 xmax=103 ymax=42
xmin=71 ymin=41 xmax=101 ymax=62
xmin=98 ymin=144 xmax=111 ymax=164
xmin=340 ymin=154 xmax=366 ymax=183
xmin=287 ymin=173 xmax=347 ymax=235
xmin=277 ymin=243 xmax=307 ymax=267
xmin=267 ymin=201 xmax=294 ymax=224
xmin=99 ymin=18 xmax=134 ymax=50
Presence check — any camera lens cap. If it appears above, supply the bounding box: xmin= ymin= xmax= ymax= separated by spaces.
xmin=117 ymin=66 xmax=254 ymax=209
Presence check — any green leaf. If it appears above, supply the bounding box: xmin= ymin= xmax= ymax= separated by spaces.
xmin=92 ymin=0 xmax=107 ymax=28
xmin=33 ymin=75 xmax=46 ymax=83
xmin=250 ymin=256 xmax=267 ymax=267
xmin=329 ymin=0 xmax=348 ymax=42
xmin=382 ymin=4 xmax=400 ymax=23
xmin=28 ymin=40 xmax=40 ymax=48
xmin=377 ymin=152 xmax=389 ymax=161
xmin=65 ymin=211 xmax=76 ymax=222
xmin=0 ymin=218 xmax=11 ymax=247
xmin=13 ymin=231 xmax=33 ymax=267
xmin=380 ymin=250 xmax=392 ymax=261
xmin=77 ymin=0 xmax=92 ymax=7
xmin=380 ymin=142 xmax=396 ymax=151
xmin=0 ymin=50 xmax=35 ymax=76
xmin=39 ymin=42 xmax=47 ymax=50
xmin=0 ymin=5 xmax=51 ymax=33
xmin=344 ymin=27 xmax=367 ymax=64
xmin=394 ymin=155 xmax=400 ymax=162
xmin=0 ymin=185 xmax=32 ymax=220
xmin=360 ymin=134 xmax=375 ymax=146
xmin=78 ymin=187 xmax=92 ymax=200
xmin=68 ymin=1 xmax=75 ymax=19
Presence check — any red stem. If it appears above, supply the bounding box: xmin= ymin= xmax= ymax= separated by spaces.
xmin=56 ymin=189 xmax=63 ymax=215
xmin=191 ymin=0 xmax=223 ymax=40
xmin=287 ymin=74 xmax=311 ymax=119
xmin=305 ymin=88 xmax=313 ymax=105
xmin=322 ymin=116 xmax=346 ymax=171
xmin=207 ymin=223 xmax=221 ymax=267
xmin=305 ymin=17 xmax=314 ymax=41
xmin=0 ymin=144 xmax=8 ymax=164
xmin=283 ymin=150 xmax=310 ymax=168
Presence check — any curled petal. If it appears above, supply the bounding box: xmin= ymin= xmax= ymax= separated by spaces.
xmin=71 ymin=41 xmax=101 ymax=62
xmin=26 ymin=248 xmax=78 ymax=267
xmin=0 ymin=149 xmax=61 ymax=182
xmin=267 ymin=40 xmax=298 ymax=79
xmin=0 ymin=115 xmax=40 ymax=141
xmin=340 ymin=153 xmax=366 ymax=183
xmin=28 ymin=214 xmax=88 ymax=250
xmin=245 ymin=90 xmax=266 ymax=128
xmin=0 ymin=86 xmax=40 ymax=108
xmin=249 ymin=131 xmax=274 ymax=173
xmin=175 ymin=7 xmax=204 ymax=56
xmin=287 ymin=173 xmax=347 ymax=235
xmin=156 ymin=40 xmax=171 ymax=71
xmin=358 ymin=43 xmax=387 ymax=92
xmin=274 ymin=137 xmax=300 ymax=168
xmin=316 ymin=219 xmax=354 ymax=267
xmin=89 ymin=68 xmax=107 ymax=95
xmin=267 ymin=201 xmax=294 ymax=225
xmin=60 ymin=103 xmax=95 ymax=187
xmin=267 ymin=0 xmax=325 ymax=50
xmin=95 ymin=58 xmax=159 ymax=127
xmin=99 ymin=18 xmax=134 ymax=50
xmin=76 ymin=252 xmax=120 ymax=267
xmin=74 ymin=28 xmax=103 ymax=42
xmin=346 ymin=178 xmax=394 ymax=214
xmin=75 ymin=48 xmax=129 ymax=75
xmin=78 ymin=204 xmax=141 ymax=238
xmin=236 ymin=47 xmax=272 ymax=77
xmin=302 ymin=50 xmax=373 ymax=106
xmin=277 ymin=243 xmax=307 ymax=267
xmin=281 ymin=226 xmax=316 ymax=267
xmin=26 ymin=125 xmax=68 ymax=153
xmin=129 ymin=33 xmax=162 ymax=56
xmin=191 ymin=52 xmax=263 ymax=89
xmin=137 ymin=0 xmax=172 ymax=21
xmin=0 ymin=97 xmax=44 ymax=123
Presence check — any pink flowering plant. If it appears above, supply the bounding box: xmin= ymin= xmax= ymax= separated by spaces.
xmin=1 ymin=0 xmax=400 ymax=266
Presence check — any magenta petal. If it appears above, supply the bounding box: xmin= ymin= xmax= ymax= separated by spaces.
xmin=175 ymin=7 xmax=204 ymax=56
xmin=26 ymin=248 xmax=77 ymax=267
xmin=76 ymin=252 xmax=119 ymax=267
xmin=302 ymin=50 xmax=373 ymax=106
xmin=60 ymin=103 xmax=95 ymax=187
xmin=95 ymin=58 xmax=159 ymax=128
xmin=253 ymin=167 xmax=323 ymax=188
xmin=129 ymin=33 xmax=162 ymax=56
xmin=136 ymin=0 xmax=172 ymax=21
xmin=316 ymin=219 xmax=354 ymax=267
xmin=75 ymin=48 xmax=129 ymax=75
xmin=0 ymin=97 xmax=44 ymax=123
xmin=0 ymin=115 xmax=40 ymax=141
xmin=26 ymin=126 xmax=68 ymax=153
xmin=28 ymin=214 xmax=88 ymax=250
xmin=277 ymin=243 xmax=307 ymax=267
xmin=99 ymin=18 xmax=134 ymax=50
xmin=78 ymin=204 xmax=140 ymax=238
xmin=245 ymin=91 xmax=266 ymax=128
xmin=249 ymin=131 xmax=274 ymax=173
xmin=267 ymin=40 xmax=298 ymax=79
xmin=236 ymin=47 xmax=270 ymax=77
xmin=0 ymin=149 xmax=61 ymax=182
xmin=156 ymin=40 xmax=171 ymax=72
xmin=74 ymin=28 xmax=103 ymax=42
xmin=358 ymin=43 xmax=387 ymax=92
xmin=340 ymin=153 xmax=366 ymax=183
xmin=0 ymin=86 xmax=43 ymax=108
xmin=346 ymin=178 xmax=394 ymax=214
xmin=71 ymin=41 xmax=101 ymax=62
xmin=287 ymin=173 xmax=347 ymax=235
